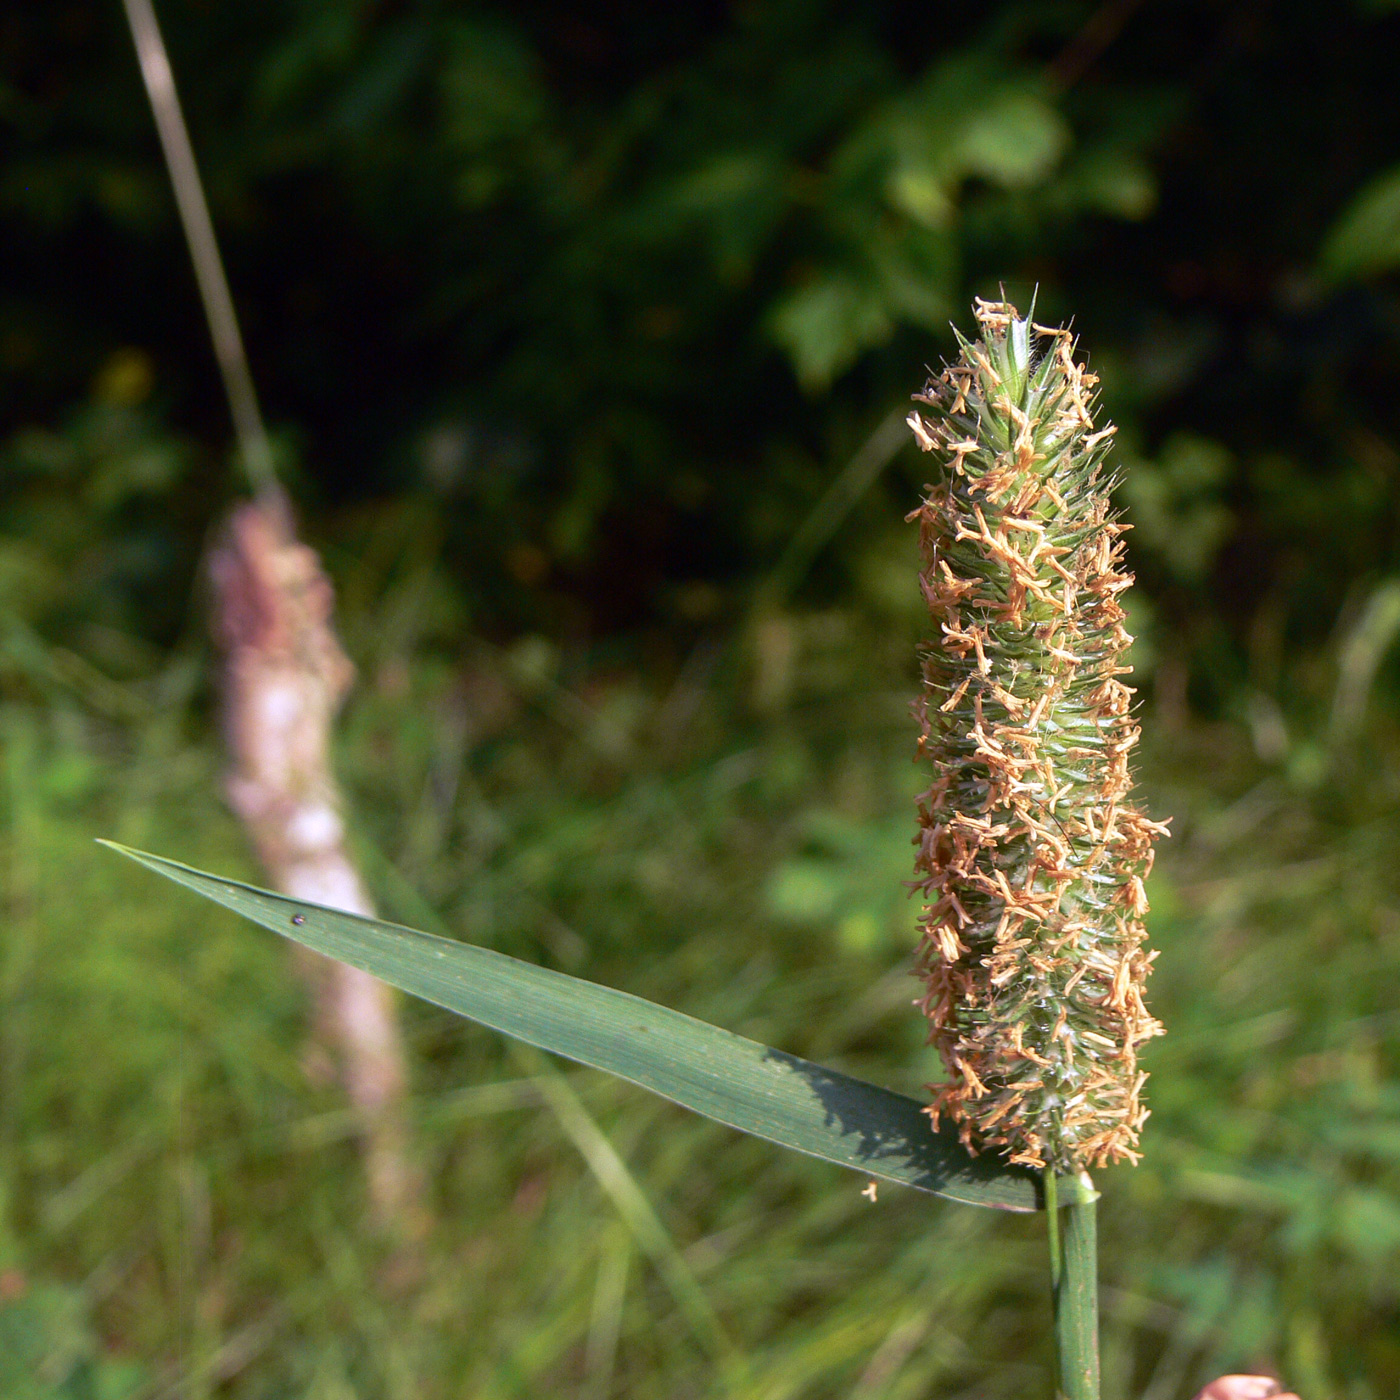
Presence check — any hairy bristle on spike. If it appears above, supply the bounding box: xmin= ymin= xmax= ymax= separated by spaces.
xmin=907 ymin=299 xmax=1167 ymax=1174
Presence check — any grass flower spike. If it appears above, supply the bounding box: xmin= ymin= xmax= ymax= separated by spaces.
xmin=908 ymin=298 xmax=1167 ymax=1175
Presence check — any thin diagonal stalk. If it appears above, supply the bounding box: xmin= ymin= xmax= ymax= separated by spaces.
xmin=1050 ymin=1175 xmax=1099 ymax=1400
xmin=761 ymin=408 xmax=909 ymax=605
xmin=119 ymin=0 xmax=276 ymax=495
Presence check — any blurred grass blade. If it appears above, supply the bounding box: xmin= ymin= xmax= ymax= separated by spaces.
xmin=102 ymin=842 xmax=1040 ymax=1211
xmin=366 ymin=847 xmax=746 ymax=1374
xmin=1329 ymin=577 xmax=1400 ymax=743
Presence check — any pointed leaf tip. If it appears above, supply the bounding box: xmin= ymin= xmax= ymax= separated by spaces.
xmin=103 ymin=842 xmax=1042 ymax=1211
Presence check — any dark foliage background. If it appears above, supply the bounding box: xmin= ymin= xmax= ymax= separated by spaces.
xmin=6 ymin=2 xmax=1400 ymax=1397
xmin=6 ymin=0 xmax=1400 ymax=668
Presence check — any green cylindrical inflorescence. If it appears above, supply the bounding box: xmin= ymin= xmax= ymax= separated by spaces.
xmin=907 ymin=297 xmax=1168 ymax=1175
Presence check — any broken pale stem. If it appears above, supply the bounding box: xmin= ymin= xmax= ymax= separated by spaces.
xmin=210 ymin=500 xmax=421 ymax=1240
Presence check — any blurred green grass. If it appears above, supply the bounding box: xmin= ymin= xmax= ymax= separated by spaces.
xmin=4 ymin=550 xmax=1400 ymax=1400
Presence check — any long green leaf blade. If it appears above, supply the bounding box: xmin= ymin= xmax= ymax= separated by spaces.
xmin=103 ymin=842 xmax=1040 ymax=1211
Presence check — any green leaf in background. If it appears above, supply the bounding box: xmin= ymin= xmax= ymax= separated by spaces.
xmin=955 ymin=90 xmax=1069 ymax=188
xmin=1321 ymin=164 xmax=1400 ymax=281
xmin=768 ymin=273 xmax=895 ymax=392
xmin=102 ymin=842 xmax=1043 ymax=1212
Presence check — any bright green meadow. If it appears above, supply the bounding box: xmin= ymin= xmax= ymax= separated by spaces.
xmin=5 ymin=579 xmax=1400 ymax=1397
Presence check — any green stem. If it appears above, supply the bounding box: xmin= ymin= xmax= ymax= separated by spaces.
xmin=1049 ymin=1174 xmax=1099 ymax=1400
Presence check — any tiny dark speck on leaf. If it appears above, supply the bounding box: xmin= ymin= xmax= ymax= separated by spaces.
xmin=291 ymin=914 xmax=305 ymax=925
